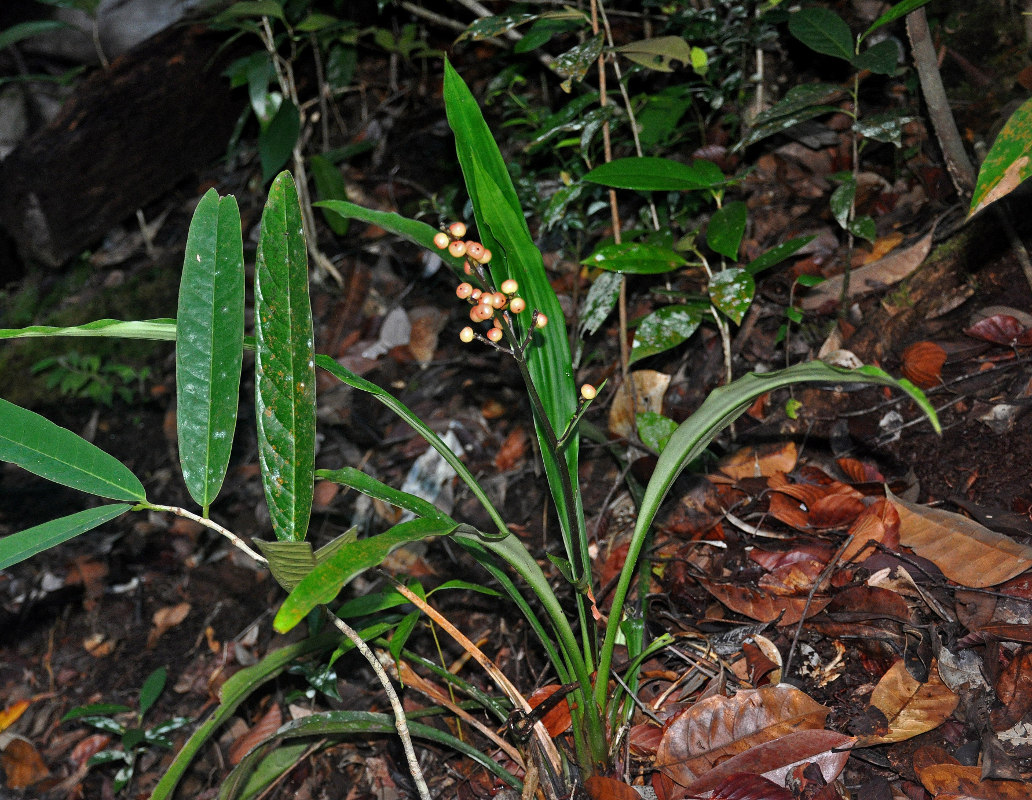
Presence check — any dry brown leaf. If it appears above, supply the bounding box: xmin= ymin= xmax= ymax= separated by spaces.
xmin=0 ymin=701 xmax=29 ymax=733
xmin=583 ymin=776 xmax=641 ymax=800
xmin=0 ymin=735 xmax=50 ymax=789
xmin=700 ymin=580 xmax=832 ymax=625
xmin=654 ymin=685 xmax=830 ymax=786
xmin=916 ymin=760 xmax=1031 ymax=799
xmin=842 ymin=498 xmax=900 ymax=563
xmin=683 ymin=729 xmax=854 ymax=796
xmin=228 ymin=703 xmax=282 ymax=766
xmin=990 ymin=647 xmax=1032 ymax=730
xmin=147 ymin=602 xmax=192 ymax=648
xmin=801 ymin=227 xmax=934 ymax=310
xmin=719 ymin=441 xmax=798 ymax=480
xmin=855 ymin=659 xmax=958 ymax=746
xmin=494 ymin=426 xmax=528 ymax=472
xmin=889 ymin=490 xmax=1032 ymax=587
xmin=526 ymin=684 xmax=573 ymax=737
xmin=608 ymin=370 xmax=670 ymax=439
xmin=407 ymin=306 xmax=447 ymax=365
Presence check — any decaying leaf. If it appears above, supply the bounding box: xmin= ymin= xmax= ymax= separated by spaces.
xmin=889 ymin=490 xmax=1032 ymax=587
xmin=655 ymin=685 xmax=830 ymax=786
xmin=855 ymin=659 xmax=958 ymax=746
xmin=719 ymin=441 xmax=797 ymax=480
xmin=964 ymin=313 xmax=1032 ymax=347
xmin=0 ymin=735 xmax=50 ymax=790
xmin=608 ymin=370 xmax=670 ymax=439
xmin=700 ymin=580 xmax=832 ymax=625
xmin=228 ymin=703 xmax=282 ymax=765
xmin=147 ymin=601 xmax=192 ymax=648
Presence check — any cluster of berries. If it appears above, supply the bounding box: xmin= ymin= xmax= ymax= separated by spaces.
xmin=433 ymin=222 xmax=546 ymax=347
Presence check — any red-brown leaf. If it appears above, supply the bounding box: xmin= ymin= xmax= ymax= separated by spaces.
xmin=709 ymin=772 xmax=794 ymax=800
xmin=901 ymin=341 xmax=946 ymax=388
xmin=228 ymin=703 xmax=282 ymax=765
xmin=700 ymin=581 xmax=832 ymax=625
xmin=964 ymin=314 xmax=1032 ymax=346
xmin=583 ymin=776 xmax=641 ymax=800
xmin=526 ymin=684 xmax=573 ymax=737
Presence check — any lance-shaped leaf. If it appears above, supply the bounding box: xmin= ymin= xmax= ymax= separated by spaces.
xmin=582 ymin=242 xmax=687 ymax=274
xmin=707 ymin=201 xmax=748 ymax=260
xmin=0 ymin=504 xmax=133 ymax=570
xmin=274 ymin=516 xmax=457 ymax=633
xmin=0 ymin=398 xmax=146 ymax=501
xmin=969 ymin=96 xmax=1032 ymax=218
xmin=0 ymin=319 xmax=177 ymax=341
xmin=584 ymin=156 xmax=726 ymax=191
xmin=177 ymin=189 xmax=245 ymax=510
xmin=318 ymin=467 xmax=448 ymax=521
xmin=254 ymin=171 xmax=316 ymax=542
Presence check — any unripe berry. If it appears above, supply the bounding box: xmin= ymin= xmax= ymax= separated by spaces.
xmin=464 ymin=262 xmax=473 ymax=275
xmin=470 ymin=288 xmax=482 ymax=301
xmin=534 ymin=313 xmax=548 ymax=329
xmin=491 ymin=292 xmax=507 ymax=309
xmin=466 ymin=241 xmax=485 ymax=261
xmin=448 ymin=221 xmax=467 ymax=238
xmin=500 ymin=279 xmax=518 ymax=295
xmin=486 ymin=327 xmax=504 ymax=343
xmin=448 ymin=240 xmax=467 ymax=258
xmin=456 ymin=282 xmax=473 ymax=300
xmin=509 ymin=297 xmax=526 ymax=314
xmin=433 ymin=232 xmax=450 ymax=250
xmin=479 ymin=248 xmax=492 ymax=264
xmin=580 ymin=384 xmax=597 ymax=401
xmin=459 ymin=326 xmax=475 ymax=343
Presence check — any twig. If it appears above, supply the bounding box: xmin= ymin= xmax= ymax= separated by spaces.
xmin=906 ymin=7 xmax=976 ymax=196
xmin=143 ymin=504 xmax=267 ymax=564
xmin=325 ymin=611 xmax=432 ymax=800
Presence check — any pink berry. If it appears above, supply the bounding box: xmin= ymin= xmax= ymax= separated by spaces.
xmin=486 ymin=327 xmax=503 ymax=343
xmin=448 ymin=221 xmax=467 ymax=238
xmin=491 ymin=292 xmax=507 ymax=309
xmin=509 ymin=297 xmax=526 ymax=314
xmin=534 ymin=313 xmax=548 ymax=329
xmin=433 ymin=232 xmax=450 ymax=250
xmin=466 ymin=241 xmax=485 ymax=261
xmin=456 ymin=283 xmax=473 ymax=300
xmin=479 ymin=248 xmax=492 ymax=264
xmin=464 ymin=262 xmax=473 ymax=275
xmin=448 ymin=240 xmax=467 ymax=258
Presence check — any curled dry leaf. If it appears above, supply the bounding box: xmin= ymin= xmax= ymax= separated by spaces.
xmin=841 ymin=498 xmax=900 ymax=563
xmin=583 ymin=775 xmax=641 ymax=800
xmin=916 ymin=760 xmax=1032 ymax=799
xmin=901 ymin=341 xmax=946 ymax=388
xmin=700 ymin=580 xmax=832 ymax=625
xmin=854 ymin=659 xmax=958 ymax=746
xmin=0 ymin=736 xmax=50 ymax=789
xmin=608 ymin=370 xmax=670 ymax=439
xmin=654 ymin=684 xmax=830 ymax=786
xmin=147 ymin=601 xmax=192 ymax=648
xmin=888 ymin=490 xmax=1032 ymax=587
xmin=526 ymin=684 xmax=573 ymax=738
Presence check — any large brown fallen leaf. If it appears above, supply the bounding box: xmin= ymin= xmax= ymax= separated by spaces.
xmin=654 ymin=685 xmax=829 ymax=786
xmin=0 ymin=735 xmax=50 ymax=790
xmin=228 ymin=703 xmax=282 ymax=765
xmin=719 ymin=441 xmax=797 ymax=480
xmin=608 ymin=370 xmax=670 ymax=439
xmin=147 ymin=601 xmax=192 ymax=648
xmin=888 ymin=490 xmax=1032 ymax=588
xmin=800 ymin=227 xmax=934 ymax=310
xmin=854 ymin=659 xmax=958 ymax=746
xmin=916 ymin=760 xmax=1031 ymax=799
xmin=683 ymin=729 xmax=854 ymax=795
xmin=699 ymin=580 xmax=831 ymax=625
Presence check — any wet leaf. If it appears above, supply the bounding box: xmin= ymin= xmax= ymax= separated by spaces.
xmin=655 ymin=685 xmax=830 ymax=786
xmin=555 ymin=33 xmax=604 ymax=90
xmin=789 ymin=7 xmax=854 ymax=62
xmin=685 ymin=729 xmax=854 ymax=795
xmin=830 ymin=177 xmax=855 ymax=230
xmin=964 ymin=314 xmax=1032 ymax=346
xmin=970 ymin=96 xmax=1032 ymax=218
xmin=527 ymin=684 xmax=573 ymax=737
xmin=582 ymin=242 xmax=688 ymax=274
xmin=637 ymin=411 xmax=678 ymax=453
xmin=580 ymin=271 xmax=622 ymax=336
xmin=855 ymin=659 xmax=958 ymax=745
xmin=608 ymin=370 xmax=670 ymax=438
xmin=458 ymin=13 xmax=536 ymax=41
xmin=709 ymin=268 xmax=755 ymax=325
xmin=854 ymin=110 xmax=914 ymax=146
xmin=901 ymin=341 xmax=946 ymax=388
xmin=889 ymin=490 xmax=1032 ymax=587
xmin=630 ymin=304 xmax=704 ymax=364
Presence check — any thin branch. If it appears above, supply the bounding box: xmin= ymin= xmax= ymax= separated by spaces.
xmin=143 ymin=504 xmax=267 ymax=564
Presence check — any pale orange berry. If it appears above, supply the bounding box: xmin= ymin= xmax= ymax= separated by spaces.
xmin=500 ymin=279 xmax=518 ymax=295
xmin=470 ymin=288 xmax=483 ymax=301
xmin=580 ymin=384 xmax=597 ymax=401
xmin=534 ymin=313 xmax=548 ymax=329
xmin=466 ymin=241 xmax=485 ymax=261
xmin=509 ymin=297 xmax=526 ymax=314
xmin=471 ymin=303 xmax=494 ymax=321
xmin=464 ymin=262 xmax=473 ymax=275
xmin=492 ymin=318 xmax=503 ymax=328
xmin=479 ymin=248 xmax=492 ymax=264
xmin=456 ymin=283 xmax=473 ymax=300
xmin=433 ymin=232 xmax=450 ymax=250
xmin=448 ymin=240 xmax=467 ymax=258
xmin=491 ymin=292 xmax=507 ymax=309
xmin=448 ymin=221 xmax=467 ymax=238
xmin=486 ymin=327 xmax=504 ymax=343
xmin=459 ymin=326 xmax=475 ymax=343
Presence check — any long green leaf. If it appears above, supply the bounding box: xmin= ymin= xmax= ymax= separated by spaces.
xmin=150 ymin=630 xmax=345 ymax=800
xmin=595 ymin=361 xmax=940 ymax=711
xmin=0 ymin=398 xmax=146 ymax=501
xmin=969 ymin=96 xmax=1032 ymax=218
xmin=788 ymin=7 xmax=855 ymax=61
xmin=177 ymin=189 xmax=245 ymax=510
xmin=861 ymin=0 xmax=931 ymax=42
xmin=219 ymin=710 xmax=520 ymax=799
xmin=254 ymin=171 xmax=316 ymax=542
xmin=0 ymin=319 xmax=176 ymax=341
xmin=0 ymin=504 xmax=132 ymax=570
xmin=583 ymin=156 xmax=726 ymax=191
xmin=273 ymin=516 xmax=457 ymax=633
xmin=317 ymin=467 xmax=447 ymax=520
xmin=0 ymin=19 xmax=72 ymax=52
xmin=582 ymin=242 xmax=687 ymax=274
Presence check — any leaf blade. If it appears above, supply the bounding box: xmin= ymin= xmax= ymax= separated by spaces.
xmin=0 ymin=504 xmax=133 ymax=570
